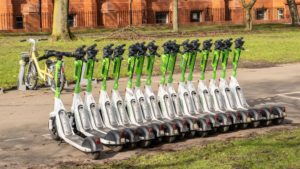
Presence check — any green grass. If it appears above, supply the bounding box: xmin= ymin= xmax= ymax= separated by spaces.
xmin=0 ymin=24 xmax=300 ymax=89
xmin=94 ymin=128 xmax=300 ymax=169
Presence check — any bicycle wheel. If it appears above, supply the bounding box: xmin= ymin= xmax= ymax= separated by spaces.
xmin=25 ymin=61 xmax=38 ymax=90
xmin=49 ymin=63 xmax=66 ymax=92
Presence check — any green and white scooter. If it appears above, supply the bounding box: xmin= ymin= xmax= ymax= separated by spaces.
xmin=125 ymin=43 xmax=178 ymax=143
xmin=228 ymin=37 xmax=286 ymax=125
xmin=208 ymin=40 xmax=242 ymax=130
xmin=182 ymin=39 xmax=232 ymax=133
xmin=143 ymin=41 xmax=190 ymax=139
xmin=110 ymin=44 xmax=155 ymax=147
xmin=98 ymin=44 xmax=139 ymax=149
xmin=219 ymin=38 xmax=260 ymax=128
xmin=81 ymin=44 xmax=135 ymax=151
xmin=176 ymin=40 xmax=217 ymax=135
xmin=48 ymin=49 xmax=102 ymax=159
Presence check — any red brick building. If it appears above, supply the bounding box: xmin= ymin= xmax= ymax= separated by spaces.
xmin=0 ymin=0 xmax=299 ymax=32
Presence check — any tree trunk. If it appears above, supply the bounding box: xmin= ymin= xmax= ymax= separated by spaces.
xmin=51 ymin=0 xmax=71 ymax=41
xmin=172 ymin=0 xmax=178 ymax=32
xmin=245 ymin=8 xmax=252 ymax=31
xmin=129 ymin=0 xmax=133 ymax=26
xmin=240 ymin=0 xmax=257 ymax=31
xmin=287 ymin=0 xmax=300 ymax=26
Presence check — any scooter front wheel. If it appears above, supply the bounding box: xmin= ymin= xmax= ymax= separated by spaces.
xmin=88 ymin=152 xmax=101 ymax=160
xmin=188 ymin=131 xmax=196 ymax=138
xmin=239 ymin=123 xmax=248 ymax=129
xmin=177 ymin=133 xmax=186 ymax=140
xmin=198 ymin=131 xmax=209 ymax=137
xmin=48 ymin=118 xmax=60 ymax=141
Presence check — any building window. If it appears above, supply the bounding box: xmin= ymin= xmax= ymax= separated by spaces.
xmin=277 ymin=8 xmax=284 ymax=20
xmin=191 ymin=11 xmax=202 ymax=22
xmin=256 ymin=8 xmax=268 ymax=20
xmin=155 ymin=12 xmax=169 ymax=24
xmin=68 ymin=14 xmax=76 ymax=27
xmin=15 ymin=16 xmax=23 ymax=29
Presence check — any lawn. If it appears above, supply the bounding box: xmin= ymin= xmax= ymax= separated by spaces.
xmin=0 ymin=24 xmax=300 ymax=89
xmin=95 ymin=128 xmax=300 ymax=169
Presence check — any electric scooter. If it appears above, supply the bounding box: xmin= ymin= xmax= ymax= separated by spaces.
xmin=143 ymin=41 xmax=190 ymax=139
xmin=176 ymin=40 xmax=217 ymax=136
xmin=110 ymin=44 xmax=156 ymax=147
xmin=219 ymin=38 xmax=261 ymax=128
xmin=229 ymin=37 xmax=286 ymax=126
xmin=208 ymin=40 xmax=243 ymax=130
xmin=182 ymin=39 xmax=232 ymax=133
xmin=48 ymin=50 xmax=102 ymax=159
xmin=98 ymin=44 xmax=139 ymax=150
xmin=80 ymin=44 xmax=134 ymax=151
xmin=125 ymin=43 xmax=177 ymax=143
xmin=197 ymin=39 xmax=232 ymax=133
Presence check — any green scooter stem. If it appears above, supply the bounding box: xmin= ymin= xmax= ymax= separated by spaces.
xmin=221 ymin=49 xmax=230 ymax=79
xmin=86 ymin=59 xmax=95 ymax=93
xmin=112 ymin=57 xmax=122 ymax=90
xmin=167 ymin=53 xmax=177 ymax=84
xmin=74 ymin=60 xmax=83 ymax=94
xmin=232 ymin=48 xmax=241 ymax=77
xmin=200 ymin=50 xmax=209 ymax=80
xmin=211 ymin=50 xmax=221 ymax=80
xmin=55 ymin=60 xmax=63 ymax=98
xmin=146 ymin=55 xmax=155 ymax=86
xmin=135 ymin=55 xmax=145 ymax=88
xmin=179 ymin=52 xmax=190 ymax=82
xmin=187 ymin=51 xmax=197 ymax=81
xmin=101 ymin=58 xmax=110 ymax=90
xmin=160 ymin=54 xmax=170 ymax=85
xmin=127 ymin=56 xmax=136 ymax=88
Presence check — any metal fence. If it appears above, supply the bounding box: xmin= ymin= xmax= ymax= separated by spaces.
xmin=0 ymin=7 xmax=293 ymax=31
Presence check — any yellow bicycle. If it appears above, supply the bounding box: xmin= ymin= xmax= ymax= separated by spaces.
xmin=20 ymin=39 xmax=66 ymax=91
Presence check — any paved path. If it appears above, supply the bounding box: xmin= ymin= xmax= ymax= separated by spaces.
xmin=0 ymin=63 xmax=299 ymax=168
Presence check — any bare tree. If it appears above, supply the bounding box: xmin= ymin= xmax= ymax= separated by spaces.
xmin=240 ymin=0 xmax=257 ymax=31
xmin=172 ymin=0 xmax=178 ymax=32
xmin=287 ymin=0 xmax=300 ymax=26
xmin=51 ymin=0 xmax=71 ymax=41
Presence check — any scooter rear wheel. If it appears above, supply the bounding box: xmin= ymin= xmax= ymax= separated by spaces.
xmin=188 ymin=131 xmax=196 ymax=138
xmin=177 ymin=133 xmax=186 ymax=140
xmin=218 ymin=126 xmax=230 ymax=133
xmin=165 ymin=136 xmax=176 ymax=143
xmin=139 ymin=140 xmax=152 ymax=148
xmin=230 ymin=124 xmax=239 ymax=131
xmin=272 ymin=118 xmax=284 ymax=125
xmin=88 ymin=152 xmax=101 ymax=160
xmin=261 ymin=120 xmax=272 ymax=126
xmin=198 ymin=131 xmax=208 ymax=137
xmin=239 ymin=123 xmax=248 ymax=129
xmin=107 ymin=145 xmax=123 ymax=152
xmin=250 ymin=121 xmax=260 ymax=128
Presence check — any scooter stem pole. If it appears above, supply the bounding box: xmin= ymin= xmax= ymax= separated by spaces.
xmin=101 ymin=57 xmax=110 ymax=90
xmin=221 ymin=49 xmax=230 ymax=79
xmin=211 ymin=50 xmax=221 ymax=80
xmin=55 ymin=60 xmax=63 ymax=98
xmin=135 ymin=55 xmax=145 ymax=88
xmin=180 ymin=52 xmax=189 ymax=82
xmin=127 ymin=56 xmax=136 ymax=88
xmin=113 ymin=57 xmax=122 ymax=90
xmin=200 ymin=50 xmax=209 ymax=80
xmin=160 ymin=54 xmax=170 ymax=85
xmin=74 ymin=60 xmax=83 ymax=93
xmin=86 ymin=59 xmax=95 ymax=93
xmin=167 ymin=53 xmax=177 ymax=84
xmin=188 ymin=51 xmax=197 ymax=81
xmin=146 ymin=55 xmax=155 ymax=86
xmin=232 ymin=48 xmax=241 ymax=77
